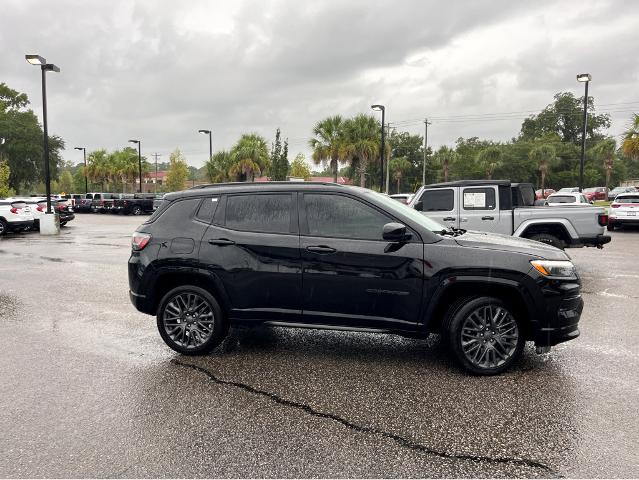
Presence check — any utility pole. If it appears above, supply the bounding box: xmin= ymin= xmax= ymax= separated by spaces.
xmin=423 ymin=118 xmax=431 ymax=186
xmin=152 ymin=153 xmax=162 ymax=194
xmin=385 ymin=123 xmax=392 ymax=194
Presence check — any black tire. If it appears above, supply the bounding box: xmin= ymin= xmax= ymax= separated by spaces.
xmin=99 ymin=209 xmax=107 ymax=214
xmin=156 ymin=285 xmax=228 ymax=355
xmin=0 ymin=219 xmax=7 ymax=236
xmin=132 ymin=205 xmax=142 ymax=216
xmin=60 ymin=221 xmax=67 ymax=227
xmin=606 ymin=223 xmax=614 ymax=231
xmin=527 ymin=233 xmax=563 ymax=249
xmin=443 ymin=296 xmax=525 ymax=375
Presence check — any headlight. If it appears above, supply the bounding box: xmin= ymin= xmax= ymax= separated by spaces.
xmin=530 ymin=260 xmax=577 ymax=279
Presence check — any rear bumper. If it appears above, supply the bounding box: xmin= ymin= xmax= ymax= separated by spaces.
xmin=609 ymin=217 xmax=639 ymax=226
xmin=7 ymin=220 xmax=34 ymax=231
xmin=578 ymin=234 xmax=611 ymax=247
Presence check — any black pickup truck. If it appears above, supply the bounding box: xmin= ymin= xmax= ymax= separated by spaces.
xmin=112 ymin=193 xmax=158 ymax=215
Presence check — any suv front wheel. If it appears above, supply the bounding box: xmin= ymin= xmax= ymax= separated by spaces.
xmin=157 ymin=285 xmax=228 ymax=355
xmin=444 ymin=296 xmax=524 ymax=375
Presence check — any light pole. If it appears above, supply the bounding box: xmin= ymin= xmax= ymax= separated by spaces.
xmin=371 ymin=104 xmax=385 ymax=192
xmin=74 ymin=147 xmax=87 ymax=193
xmin=129 ymin=140 xmax=142 ymax=193
xmin=423 ymin=118 xmax=431 ymax=186
xmin=199 ymin=129 xmax=212 ymax=162
xmin=25 ymin=54 xmax=59 ymax=216
xmin=577 ymin=73 xmax=591 ymax=193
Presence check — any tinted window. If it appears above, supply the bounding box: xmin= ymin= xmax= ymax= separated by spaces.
xmin=146 ymin=198 xmax=199 ymax=225
xmin=462 ymin=188 xmax=496 ymax=210
xmin=617 ymin=195 xmax=639 ymax=203
xmin=304 ymin=194 xmax=390 ymax=241
xmin=226 ymin=194 xmax=292 ymax=234
xmin=420 ymin=189 xmax=454 ymax=211
xmin=195 ymin=197 xmax=219 ymax=223
xmin=548 ymin=195 xmax=576 ymax=203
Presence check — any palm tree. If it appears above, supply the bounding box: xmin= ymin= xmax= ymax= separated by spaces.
xmin=592 ymin=139 xmax=616 ymax=194
xmin=341 ymin=114 xmax=380 ymax=187
xmin=476 ymin=146 xmax=502 ymax=180
xmin=86 ymin=149 xmax=111 ymax=190
xmin=113 ymin=148 xmax=139 ymax=192
xmin=622 ymin=113 xmax=639 ymax=160
xmin=205 ymin=151 xmax=233 ymax=183
xmin=230 ymin=134 xmax=270 ymax=182
xmin=309 ymin=115 xmax=345 ymax=183
xmin=528 ymin=144 xmax=557 ymax=197
xmin=433 ymin=146 xmax=457 ymax=182
xmin=389 ymin=156 xmax=411 ymax=193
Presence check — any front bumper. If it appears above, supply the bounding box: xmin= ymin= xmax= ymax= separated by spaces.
xmin=533 ymin=280 xmax=583 ymax=347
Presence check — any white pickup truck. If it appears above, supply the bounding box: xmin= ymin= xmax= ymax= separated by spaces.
xmin=408 ymin=180 xmax=611 ymax=249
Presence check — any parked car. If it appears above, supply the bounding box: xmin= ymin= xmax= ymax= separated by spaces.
xmin=75 ymin=193 xmax=96 ymax=213
xmin=407 ymin=180 xmax=610 ymax=249
xmin=62 ymin=193 xmax=84 ymax=208
xmin=608 ymin=193 xmax=639 ymax=230
xmin=389 ymin=193 xmax=414 ymax=204
xmin=0 ymin=199 xmax=35 ymax=235
xmin=535 ymin=188 xmax=555 ymax=199
xmin=545 ymin=192 xmax=592 ymax=206
xmin=557 ymin=187 xmax=580 ymax=193
xmin=583 ymin=187 xmax=607 ymax=202
xmin=128 ymin=182 xmax=584 ymax=375
xmin=90 ymin=193 xmax=116 ymax=213
xmin=152 ymin=195 xmax=165 ymax=211
xmin=5 ymin=197 xmax=75 ymax=228
xmin=112 ymin=193 xmax=157 ymax=215
xmin=608 ymin=186 xmax=637 ymax=201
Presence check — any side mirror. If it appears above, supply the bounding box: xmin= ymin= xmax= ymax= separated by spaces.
xmin=414 ymin=200 xmax=423 ymax=211
xmin=383 ymin=222 xmax=411 ymax=242
xmin=590 ymin=201 xmax=594 ymax=205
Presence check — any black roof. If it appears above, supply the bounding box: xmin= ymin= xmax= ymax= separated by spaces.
xmin=423 ymin=180 xmax=511 ymax=189
xmin=165 ymin=181 xmax=347 ymax=200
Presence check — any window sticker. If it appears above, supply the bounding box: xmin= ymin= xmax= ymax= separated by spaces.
xmin=464 ymin=192 xmax=486 ymax=208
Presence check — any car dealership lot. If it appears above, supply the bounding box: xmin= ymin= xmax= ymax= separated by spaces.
xmin=0 ymin=214 xmax=637 ymax=478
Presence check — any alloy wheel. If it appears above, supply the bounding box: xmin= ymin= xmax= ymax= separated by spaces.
xmin=162 ymin=292 xmax=216 ymax=349
xmin=460 ymin=304 xmax=519 ymax=369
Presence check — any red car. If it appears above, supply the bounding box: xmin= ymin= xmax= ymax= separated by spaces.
xmin=535 ymin=188 xmax=555 ymax=199
xmin=583 ymin=187 xmax=607 ymax=201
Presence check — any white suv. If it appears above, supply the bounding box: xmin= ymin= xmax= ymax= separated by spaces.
xmin=0 ymin=199 xmax=35 ymax=235
xmin=608 ymin=192 xmax=639 ymax=231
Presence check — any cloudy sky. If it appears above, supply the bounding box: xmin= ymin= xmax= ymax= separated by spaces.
xmin=2 ymin=0 xmax=638 ymax=168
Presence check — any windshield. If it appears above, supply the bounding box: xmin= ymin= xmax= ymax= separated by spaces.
xmin=359 ymin=188 xmax=450 ymax=234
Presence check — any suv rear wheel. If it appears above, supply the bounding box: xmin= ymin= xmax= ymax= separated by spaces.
xmin=444 ymin=296 xmax=524 ymax=375
xmin=156 ymin=285 xmax=228 ymax=355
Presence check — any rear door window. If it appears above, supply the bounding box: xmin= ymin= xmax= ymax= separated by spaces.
xmin=419 ymin=189 xmax=454 ymax=211
xmin=225 ymin=194 xmax=293 ymax=234
xmin=195 ymin=197 xmax=219 ymax=223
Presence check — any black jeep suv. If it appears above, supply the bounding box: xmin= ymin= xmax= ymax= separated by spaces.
xmin=128 ymin=182 xmax=583 ymax=375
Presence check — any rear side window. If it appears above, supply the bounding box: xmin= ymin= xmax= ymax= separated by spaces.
xmin=462 ymin=188 xmax=495 ymax=210
xmin=225 ymin=194 xmax=292 ymax=234
xmin=145 ymin=198 xmax=199 ymax=225
xmin=420 ymin=189 xmax=454 ymax=211
xmin=195 ymin=197 xmax=219 ymax=223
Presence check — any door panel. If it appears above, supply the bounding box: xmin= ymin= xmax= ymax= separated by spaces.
xmin=417 ymin=188 xmax=459 ymax=229
xmin=459 ymin=186 xmax=500 ymax=233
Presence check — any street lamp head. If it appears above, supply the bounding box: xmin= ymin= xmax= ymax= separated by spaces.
xmin=25 ymin=54 xmax=46 ymax=65
xmin=128 ymin=139 xmax=140 ymax=144
xmin=577 ymin=73 xmax=592 ymax=83
xmin=74 ymin=147 xmax=84 ymax=151
xmin=44 ymin=64 xmax=60 ymax=73
xmin=198 ymin=129 xmax=211 ymax=135
xmin=371 ymin=104 xmax=385 ymax=112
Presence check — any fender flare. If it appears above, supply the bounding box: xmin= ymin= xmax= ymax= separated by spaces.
xmin=513 ymin=218 xmax=578 ymax=240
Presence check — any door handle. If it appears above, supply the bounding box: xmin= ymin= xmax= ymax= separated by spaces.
xmin=481 ymin=216 xmax=495 ymax=220
xmin=442 ymin=217 xmax=456 ymax=222
xmin=306 ymin=245 xmax=336 ymax=254
xmin=208 ymin=238 xmax=235 ymax=246
xmin=460 ymin=217 xmax=468 ymax=223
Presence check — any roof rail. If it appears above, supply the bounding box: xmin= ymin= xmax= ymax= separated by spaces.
xmin=187 ymin=181 xmax=345 ymax=190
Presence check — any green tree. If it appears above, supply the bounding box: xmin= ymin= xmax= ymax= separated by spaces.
xmin=622 ymin=114 xmax=639 ymax=161
xmin=205 ymin=151 xmax=233 ymax=183
xmin=86 ymin=149 xmax=111 ymax=190
xmin=592 ymin=139 xmax=617 ymax=193
xmin=269 ymin=128 xmax=289 ymax=181
xmin=389 ymin=156 xmax=411 ymax=193
xmin=309 ymin=115 xmax=345 ymax=183
xmin=58 ymin=170 xmax=73 ymax=194
xmin=476 ymin=146 xmax=502 ymax=180
xmin=388 ymin=130 xmax=426 ymax=191
xmin=0 ymin=160 xmax=15 ymax=198
xmin=528 ymin=144 xmax=557 ymax=195
xmin=289 ymin=153 xmax=311 ymax=180
xmin=433 ymin=146 xmax=458 ymax=182
xmin=230 ymin=133 xmax=270 ymax=182
xmin=520 ymin=92 xmax=610 ymax=145
xmin=165 ymin=149 xmax=189 ymax=192
xmin=112 ymin=147 xmax=141 ymax=192
xmin=341 ymin=114 xmax=380 ymax=187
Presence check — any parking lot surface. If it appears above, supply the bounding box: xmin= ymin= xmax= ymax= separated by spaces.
xmin=0 ymin=214 xmax=637 ymax=478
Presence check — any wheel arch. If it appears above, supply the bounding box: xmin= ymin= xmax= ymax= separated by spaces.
xmin=423 ymin=275 xmax=535 ymax=339
xmin=515 ymin=220 xmax=576 ymax=245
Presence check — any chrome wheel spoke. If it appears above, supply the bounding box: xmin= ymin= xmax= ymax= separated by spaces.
xmin=163 ymin=292 xmax=215 ymax=349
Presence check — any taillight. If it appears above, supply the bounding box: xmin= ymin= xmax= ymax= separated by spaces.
xmin=611 ymin=204 xmax=620 ymax=208
xmin=598 ymin=213 xmax=608 ymax=226
xmin=132 ymin=232 xmax=151 ymax=251
xmin=10 ymin=207 xmax=18 ymax=214
xmin=36 ymin=206 xmax=44 ymax=212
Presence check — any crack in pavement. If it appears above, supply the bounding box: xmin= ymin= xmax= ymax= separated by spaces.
xmin=172 ymin=359 xmax=562 ymax=477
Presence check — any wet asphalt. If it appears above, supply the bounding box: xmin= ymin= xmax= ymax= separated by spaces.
xmin=0 ymin=214 xmax=637 ymax=478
